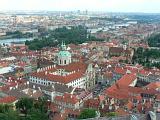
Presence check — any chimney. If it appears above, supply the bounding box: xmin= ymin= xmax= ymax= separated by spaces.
xmin=15 ymin=84 xmax=18 ymax=89
xmin=9 ymin=87 xmax=12 ymax=90
xmin=45 ymin=71 xmax=48 ymax=75
xmin=38 ymin=87 xmax=41 ymax=91
xmin=27 ymin=81 xmax=29 ymax=85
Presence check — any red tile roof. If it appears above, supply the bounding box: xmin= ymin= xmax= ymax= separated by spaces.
xmin=30 ymin=62 xmax=87 ymax=84
xmin=146 ymin=82 xmax=160 ymax=90
xmin=115 ymin=108 xmax=129 ymax=116
xmin=84 ymin=98 xmax=100 ymax=108
xmin=139 ymin=69 xmax=150 ymax=76
xmin=114 ymin=67 xmax=127 ymax=75
xmin=116 ymin=73 xmax=137 ymax=87
xmin=55 ymin=93 xmax=78 ymax=105
xmin=0 ymin=96 xmax=17 ymax=104
xmin=104 ymin=73 xmax=159 ymax=100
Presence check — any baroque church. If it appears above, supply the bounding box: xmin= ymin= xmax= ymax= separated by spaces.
xmin=29 ymin=42 xmax=95 ymax=90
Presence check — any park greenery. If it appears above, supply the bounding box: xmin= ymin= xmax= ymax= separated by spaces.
xmin=25 ymin=37 xmax=58 ymax=50
xmin=25 ymin=25 xmax=104 ymax=50
xmin=0 ymin=97 xmax=49 ymax=120
xmin=0 ymin=30 xmax=33 ymax=40
xmin=78 ymin=108 xmax=97 ymax=119
xmin=6 ymin=31 xmax=33 ymax=39
xmin=132 ymin=47 xmax=160 ymax=68
xmin=147 ymin=33 xmax=160 ymax=47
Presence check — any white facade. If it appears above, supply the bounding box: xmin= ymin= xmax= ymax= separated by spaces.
xmin=29 ymin=75 xmax=86 ymax=89
xmin=29 ymin=42 xmax=95 ymax=90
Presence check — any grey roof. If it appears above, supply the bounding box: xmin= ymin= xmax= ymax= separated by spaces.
xmin=0 ymin=92 xmax=8 ymax=98
xmin=4 ymin=89 xmax=29 ymax=98
xmin=17 ymin=82 xmax=74 ymax=94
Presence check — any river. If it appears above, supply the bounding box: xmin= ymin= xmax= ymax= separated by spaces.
xmin=0 ymin=38 xmax=33 ymax=45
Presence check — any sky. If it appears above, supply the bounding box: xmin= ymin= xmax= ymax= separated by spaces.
xmin=0 ymin=0 xmax=160 ymax=13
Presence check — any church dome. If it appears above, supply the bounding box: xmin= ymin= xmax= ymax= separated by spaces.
xmin=58 ymin=51 xmax=71 ymax=57
xmin=57 ymin=41 xmax=72 ymax=66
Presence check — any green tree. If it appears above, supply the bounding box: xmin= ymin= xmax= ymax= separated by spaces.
xmin=25 ymin=108 xmax=49 ymax=120
xmin=78 ymin=109 xmax=97 ymax=119
xmin=0 ymin=105 xmax=20 ymax=120
xmin=34 ymin=97 xmax=48 ymax=113
xmin=0 ymin=104 xmax=11 ymax=113
xmin=25 ymin=25 xmax=104 ymax=50
xmin=147 ymin=33 xmax=160 ymax=47
xmin=16 ymin=97 xmax=34 ymax=115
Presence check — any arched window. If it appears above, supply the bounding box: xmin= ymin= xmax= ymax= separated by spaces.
xmin=64 ymin=60 xmax=66 ymax=64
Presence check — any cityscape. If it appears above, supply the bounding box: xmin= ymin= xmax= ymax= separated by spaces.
xmin=0 ymin=0 xmax=160 ymax=120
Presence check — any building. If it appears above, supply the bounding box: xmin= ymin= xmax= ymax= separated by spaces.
xmin=109 ymin=47 xmax=134 ymax=62
xmin=29 ymin=42 xmax=95 ymax=90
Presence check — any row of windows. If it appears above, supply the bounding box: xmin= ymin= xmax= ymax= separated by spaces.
xmin=30 ymin=77 xmax=47 ymax=82
xmin=29 ymin=78 xmax=53 ymax=86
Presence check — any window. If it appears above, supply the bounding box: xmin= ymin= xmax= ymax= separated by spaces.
xmin=64 ymin=60 xmax=66 ymax=64
xmin=60 ymin=59 xmax=62 ymax=64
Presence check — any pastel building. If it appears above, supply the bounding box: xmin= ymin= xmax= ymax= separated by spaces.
xmin=29 ymin=42 xmax=95 ymax=90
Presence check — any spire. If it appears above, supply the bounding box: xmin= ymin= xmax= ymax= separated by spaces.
xmin=61 ymin=41 xmax=66 ymax=50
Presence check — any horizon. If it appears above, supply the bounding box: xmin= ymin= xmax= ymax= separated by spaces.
xmin=1 ymin=10 xmax=160 ymax=14
xmin=0 ymin=0 xmax=160 ymax=13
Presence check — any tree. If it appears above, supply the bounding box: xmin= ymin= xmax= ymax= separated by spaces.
xmin=78 ymin=109 xmax=97 ymax=119
xmin=132 ymin=47 xmax=160 ymax=68
xmin=25 ymin=25 xmax=104 ymax=50
xmin=5 ymin=110 xmax=20 ymax=120
xmin=0 ymin=104 xmax=11 ymax=113
xmin=0 ymin=98 xmax=49 ymax=120
xmin=34 ymin=97 xmax=48 ymax=113
xmin=16 ymin=97 xmax=34 ymax=115
xmin=0 ymin=104 xmax=20 ymax=120
xmin=147 ymin=33 xmax=160 ymax=47
xmin=25 ymin=108 xmax=49 ymax=120
xmin=6 ymin=31 xmax=33 ymax=38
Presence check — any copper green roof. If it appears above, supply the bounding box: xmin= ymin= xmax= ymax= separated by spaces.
xmin=58 ymin=51 xmax=71 ymax=57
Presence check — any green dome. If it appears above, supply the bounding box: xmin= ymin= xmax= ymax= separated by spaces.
xmin=58 ymin=51 xmax=71 ymax=57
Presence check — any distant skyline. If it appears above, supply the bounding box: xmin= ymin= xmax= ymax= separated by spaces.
xmin=0 ymin=0 xmax=160 ymax=13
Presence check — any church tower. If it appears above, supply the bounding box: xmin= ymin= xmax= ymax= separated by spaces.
xmin=57 ymin=42 xmax=71 ymax=66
